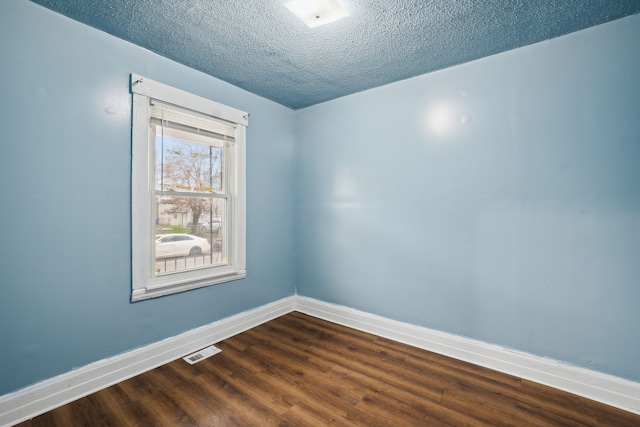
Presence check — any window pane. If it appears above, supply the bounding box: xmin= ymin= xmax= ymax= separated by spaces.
xmin=154 ymin=129 xmax=224 ymax=194
xmin=155 ymin=196 xmax=227 ymax=275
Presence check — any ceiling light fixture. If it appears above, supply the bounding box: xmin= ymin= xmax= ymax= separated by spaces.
xmin=284 ymin=0 xmax=349 ymax=28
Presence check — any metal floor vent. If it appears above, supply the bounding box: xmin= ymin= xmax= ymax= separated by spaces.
xmin=183 ymin=345 xmax=221 ymax=365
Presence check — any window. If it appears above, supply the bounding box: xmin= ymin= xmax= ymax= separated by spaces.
xmin=130 ymin=74 xmax=248 ymax=301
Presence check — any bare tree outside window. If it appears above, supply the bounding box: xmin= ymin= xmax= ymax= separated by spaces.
xmin=156 ymin=139 xmax=224 ymax=232
xmin=153 ymin=132 xmax=227 ymax=273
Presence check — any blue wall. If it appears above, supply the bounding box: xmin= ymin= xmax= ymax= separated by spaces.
xmin=295 ymin=15 xmax=640 ymax=382
xmin=2 ymin=0 xmax=639 ymax=398
xmin=0 ymin=0 xmax=295 ymax=395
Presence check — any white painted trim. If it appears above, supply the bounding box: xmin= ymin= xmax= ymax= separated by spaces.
xmin=2 ymin=294 xmax=639 ymax=426
xmin=294 ymin=296 xmax=640 ymax=415
xmin=0 ymin=296 xmax=295 ymax=427
xmin=130 ymin=74 xmax=248 ymax=126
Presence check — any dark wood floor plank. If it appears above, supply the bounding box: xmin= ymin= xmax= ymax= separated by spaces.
xmin=142 ymin=365 xmax=226 ymax=426
xmin=440 ymin=387 xmax=550 ymax=427
xmin=95 ymin=385 xmax=150 ymax=427
xmin=518 ymin=378 xmax=640 ymax=427
xmin=192 ymin=368 xmax=281 ymax=426
xmin=17 ymin=311 xmax=640 ymax=427
xmin=289 ymin=329 xmax=449 ymax=403
xmin=206 ymin=356 xmax=296 ymax=417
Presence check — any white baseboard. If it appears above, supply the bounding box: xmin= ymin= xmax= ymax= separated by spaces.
xmin=2 ymin=294 xmax=638 ymax=427
xmin=294 ymin=295 xmax=640 ymax=415
xmin=0 ymin=296 xmax=296 ymax=427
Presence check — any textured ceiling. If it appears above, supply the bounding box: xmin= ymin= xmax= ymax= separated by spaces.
xmin=30 ymin=0 xmax=640 ymax=109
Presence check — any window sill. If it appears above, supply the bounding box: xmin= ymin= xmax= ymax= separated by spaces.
xmin=131 ymin=270 xmax=246 ymax=302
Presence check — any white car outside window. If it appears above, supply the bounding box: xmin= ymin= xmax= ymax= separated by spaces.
xmin=155 ymin=234 xmax=211 ymax=259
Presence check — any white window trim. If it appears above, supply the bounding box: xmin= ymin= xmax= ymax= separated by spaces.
xmin=130 ymin=74 xmax=247 ymax=302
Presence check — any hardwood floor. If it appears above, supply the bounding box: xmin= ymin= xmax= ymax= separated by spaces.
xmin=18 ymin=312 xmax=640 ymax=426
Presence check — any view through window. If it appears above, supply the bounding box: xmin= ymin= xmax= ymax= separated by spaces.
xmin=152 ymin=103 xmax=228 ymax=275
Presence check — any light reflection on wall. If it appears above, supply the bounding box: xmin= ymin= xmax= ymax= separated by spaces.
xmin=332 ymin=167 xmax=361 ymax=209
xmin=426 ymin=103 xmax=457 ymax=137
xmin=424 ymin=93 xmax=471 ymax=141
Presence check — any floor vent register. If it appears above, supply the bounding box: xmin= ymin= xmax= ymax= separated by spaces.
xmin=183 ymin=345 xmax=221 ymax=365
